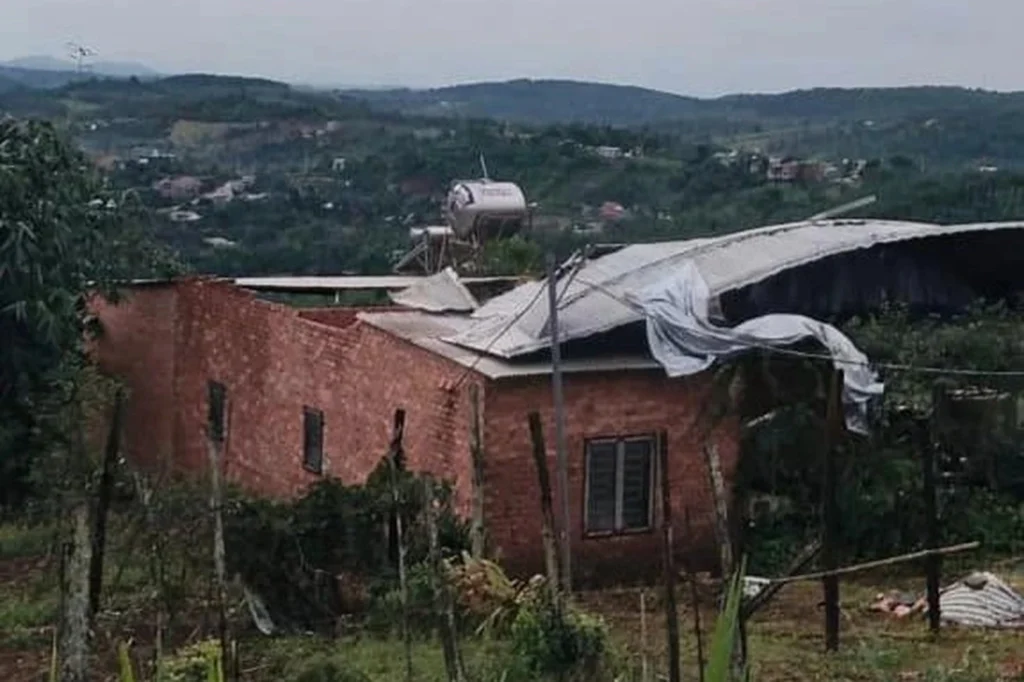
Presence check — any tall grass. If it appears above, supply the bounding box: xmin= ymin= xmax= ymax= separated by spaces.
xmin=705 ymin=558 xmax=747 ymax=682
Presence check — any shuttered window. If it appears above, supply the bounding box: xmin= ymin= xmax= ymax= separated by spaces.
xmin=585 ymin=436 xmax=655 ymax=534
xmin=303 ymin=407 xmax=324 ymax=474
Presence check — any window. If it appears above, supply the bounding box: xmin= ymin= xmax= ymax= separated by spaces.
xmin=585 ymin=436 xmax=655 ymax=534
xmin=207 ymin=381 xmax=227 ymax=442
xmin=303 ymin=407 xmax=324 ymax=474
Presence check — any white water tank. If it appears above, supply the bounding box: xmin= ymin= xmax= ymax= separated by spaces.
xmin=445 ymin=180 xmax=528 ymax=239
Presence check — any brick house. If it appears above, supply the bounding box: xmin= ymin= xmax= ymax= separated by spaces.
xmin=92 ymin=277 xmax=738 ymax=583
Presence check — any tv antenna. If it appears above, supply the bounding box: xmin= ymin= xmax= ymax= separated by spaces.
xmin=66 ymin=42 xmax=97 ymax=74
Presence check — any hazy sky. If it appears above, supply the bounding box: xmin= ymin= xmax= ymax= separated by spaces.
xmin=4 ymin=0 xmax=1023 ymax=96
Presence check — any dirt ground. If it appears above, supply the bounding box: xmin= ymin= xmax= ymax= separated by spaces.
xmin=577 ymin=568 xmax=1024 ymax=681
xmin=2 ymin=540 xmax=1023 ymax=681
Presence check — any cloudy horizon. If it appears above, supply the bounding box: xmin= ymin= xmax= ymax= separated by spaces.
xmin=4 ymin=0 xmax=1023 ymax=97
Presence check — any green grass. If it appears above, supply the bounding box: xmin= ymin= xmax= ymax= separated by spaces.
xmin=0 ymin=523 xmax=53 ymax=560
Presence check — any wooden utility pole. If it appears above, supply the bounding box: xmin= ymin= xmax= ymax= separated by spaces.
xmin=546 ymin=253 xmax=572 ymax=593
xmin=822 ymin=369 xmax=844 ymax=652
xmin=923 ymin=382 xmax=946 ymax=635
xmin=658 ymin=431 xmax=681 ymax=682
xmin=468 ymin=384 xmax=486 ymax=558
xmin=528 ymin=412 xmax=562 ymax=606
xmin=386 ymin=409 xmax=413 ymax=682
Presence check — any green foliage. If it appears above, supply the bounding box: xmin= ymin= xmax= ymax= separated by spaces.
xmin=161 ymin=640 xmax=223 ymax=682
xmin=743 ymin=304 xmax=1024 ymax=573
xmin=293 ymin=658 xmax=372 ymax=682
xmin=705 ymin=558 xmax=747 ymax=682
xmin=0 ymin=118 xmax=177 ymax=512
xmin=223 ymin=464 xmax=469 ymax=632
xmin=507 ymin=597 xmax=608 ymax=679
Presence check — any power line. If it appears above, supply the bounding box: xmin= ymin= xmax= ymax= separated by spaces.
xmin=452 ymin=253 xmax=585 ymax=389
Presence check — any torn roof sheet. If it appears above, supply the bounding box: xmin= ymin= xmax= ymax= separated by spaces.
xmin=388 ymin=267 xmax=479 ymax=313
xmin=446 ymin=219 xmax=1024 ymax=359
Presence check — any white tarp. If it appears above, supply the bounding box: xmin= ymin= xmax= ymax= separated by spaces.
xmin=633 ymin=261 xmax=883 ymax=434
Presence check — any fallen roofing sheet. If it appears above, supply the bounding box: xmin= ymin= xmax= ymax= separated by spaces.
xmin=938 ymin=571 xmax=1024 ymax=628
xmin=446 ymin=219 xmax=1024 ymax=358
xmin=388 ymin=267 xmax=479 ymax=313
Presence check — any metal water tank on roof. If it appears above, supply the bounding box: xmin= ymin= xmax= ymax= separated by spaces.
xmin=445 ymin=180 xmax=527 ymax=239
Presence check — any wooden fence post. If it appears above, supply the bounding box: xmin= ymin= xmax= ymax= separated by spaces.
xmin=924 ymin=382 xmax=946 ymax=635
xmin=469 ymin=384 xmax=486 ymax=558
xmin=425 ymin=479 xmax=466 ymax=682
xmin=528 ymin=412 xmax=562 ymax=606
xmin=206 ymin=432 xmax=229 ymax=675
xmin=659 ymin=431 xmax=681 ymax=682
xmin=684 ymin=508 xmax=706 ymax=682
xmin=89 ymin=388 xmax=124 ymax=617
xmin=822 ymin=369 xmax=844 ymax=653
xmin=386 ymin=409 xmax=413 ymax=682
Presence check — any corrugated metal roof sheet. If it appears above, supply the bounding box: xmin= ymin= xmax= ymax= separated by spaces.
xmin=357 ymin=310 xmax=660 ymax=379
xmin=446 ymin=219 xmax=1024 ymax=358
xmin=388 ymin=267 xmax=479 ymax=313
xmin=938 ymin=572 xmax=1024 ymax=628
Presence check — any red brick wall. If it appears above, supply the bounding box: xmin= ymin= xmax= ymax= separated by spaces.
xmin=90 ymin=285 xmax=179 ymax=472
xmin=94 ymin=281 xmax=482 ymax=506
xmin=94 ymin=280 xmax=739 ymax=582
xmin=482 ymin=370 xmax=739 ymax=584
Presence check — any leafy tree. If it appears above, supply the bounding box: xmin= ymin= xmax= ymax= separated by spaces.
xmin=0 ymin=118 xmax=177 ymax=511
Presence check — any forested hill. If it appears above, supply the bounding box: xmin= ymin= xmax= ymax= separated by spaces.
xmin=346 ymin=79 xmax=1024 ymax=126
xmin=342 ymin=79 xmax=707 ymax=126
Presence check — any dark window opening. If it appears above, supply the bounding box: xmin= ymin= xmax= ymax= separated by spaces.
xmin=585 ymin=436 xmax=655 ymax=535
xmin=208 ymin=381 xmax=227 ymax=442
xmin=303 ymin=407 xmax=324 ymax=474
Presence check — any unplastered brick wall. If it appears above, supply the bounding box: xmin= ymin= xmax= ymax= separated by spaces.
xmin=94 ymin=279 xmax=482 ymax=506
xmin=89 ymin=284 xmax=179 ymax=472
xmin=482 ymin=369 xmax=739 ymax=584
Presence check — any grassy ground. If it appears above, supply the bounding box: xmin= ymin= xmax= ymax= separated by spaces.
xmin=1 ymin=520 xmax=1022 ymax=682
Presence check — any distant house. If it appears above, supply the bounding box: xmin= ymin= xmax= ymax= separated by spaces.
xmin=599 ymin=201 xmax=627 ymax=222
xmin=167 ymin=209 xmax=202 ymax=223
xmin=154 ymin=176 xmax=203 ymax=201
xmin=332 ymin=157 xmax=347 ymax=173
xmin=594 ymin=146 xmax=625 ymax=160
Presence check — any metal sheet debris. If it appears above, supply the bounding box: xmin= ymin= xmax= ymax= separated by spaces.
xmin=635 ymin=260 xmax=882 ymax=434
xmin=389 ymin=267 xmax=479 ymax=313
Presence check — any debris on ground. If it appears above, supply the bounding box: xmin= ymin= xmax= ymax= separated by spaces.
xmin=869 ymin=571 xmax=1024 ymax=627
xmin=938 ymin=571 xmax=1024 ymax=628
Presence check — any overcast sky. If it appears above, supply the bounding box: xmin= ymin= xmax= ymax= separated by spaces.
xmin=4 ymin=0 xmax=1023 ymax=96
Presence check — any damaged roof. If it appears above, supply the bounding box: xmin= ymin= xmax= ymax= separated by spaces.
xmin=445 ymin=219 xmax=1024 ymax=359
xmin=388 ymin=267 xmax=479 ymax=313
xmin=357 ymin=310 xmax=659 ymax=379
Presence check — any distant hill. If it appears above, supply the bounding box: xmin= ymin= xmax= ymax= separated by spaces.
xmin=343 ymin=79 xmax=708 ymax=126
xmin=3 ymin=55 xmax=159 ymax=78
xmin=346 ymin=79 xmax=1024 ymax=128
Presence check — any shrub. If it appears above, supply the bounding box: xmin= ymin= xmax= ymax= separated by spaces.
xmin=508 ymin=598 xmax=608 ymax=679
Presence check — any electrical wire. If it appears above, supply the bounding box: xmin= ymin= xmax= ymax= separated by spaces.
xmin=451 ymin=252 xmax=587 ymax=389
xmin=568 ymin=273 xmax=1024 ymax=379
